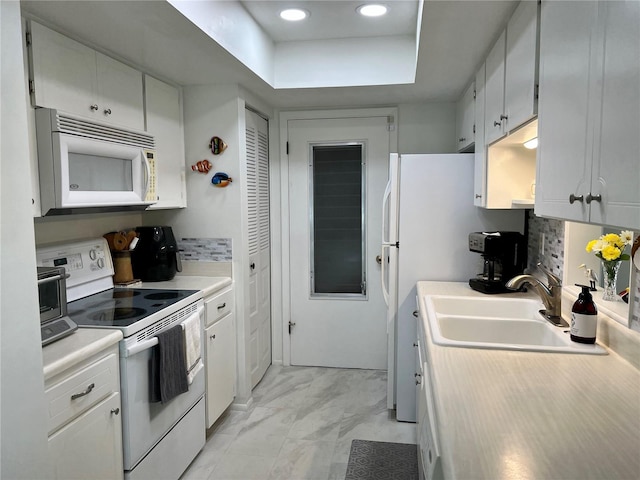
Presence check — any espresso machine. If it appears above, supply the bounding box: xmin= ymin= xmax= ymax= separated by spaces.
xmin=469 ymin=231 xmax=526 ymax=294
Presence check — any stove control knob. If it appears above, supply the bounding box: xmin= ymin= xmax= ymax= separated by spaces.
xmin=97 ymin=258 xmax=105 ymax=268
xmin=89 ymin=249 xmax=97 ymax=260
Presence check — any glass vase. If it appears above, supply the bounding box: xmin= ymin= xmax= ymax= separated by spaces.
xmin=601 ymin=259 xmax=622 ymax=301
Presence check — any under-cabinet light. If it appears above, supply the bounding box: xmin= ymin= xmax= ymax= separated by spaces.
xmin=523 ymin=138 xmax=538 ymax=149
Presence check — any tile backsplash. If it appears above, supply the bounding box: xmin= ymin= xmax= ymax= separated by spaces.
xmin=179 ymin=238 xmax=232 ymax=262
xmin=526 ymin=211 xmax=564 ymax=279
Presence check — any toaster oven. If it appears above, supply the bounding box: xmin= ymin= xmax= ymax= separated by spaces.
xmin=37 ymin=266 xmax=77 ymax=345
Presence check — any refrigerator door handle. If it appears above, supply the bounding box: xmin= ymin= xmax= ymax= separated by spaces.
xmin=381 ymin=244 xmax=389 ymax=306
xmin=381 ymin=179 xmax=392 ymax=244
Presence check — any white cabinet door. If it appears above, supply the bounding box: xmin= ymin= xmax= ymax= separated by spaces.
xmin=29 ymin=22 xmax=144 ymax=130
xmin=145 ymin=75 xmax=187 ymax=209
xmin=455 ymin=80 xmax=475 ymax=152
xmin=204 ymin=312 xmax=236 ymax=428
xmin=504 ymin=0 xmax=539 ymax=132
xmin=48 ymin=393 xmax=123 ymax=480
xmin=536 ymin=0 xmax=640 ymax=230
xmin=30 ymin=21 xmax=97 ymax=117
xmin=474 ymin=63 xmax=487 ymax=207
xmin=535 ymin=0 xmax=596 ymax=223
xmin=484 ymin=30 xmax=506 ymax=145
xmin=589 ymin=0 xmax=640 ymax=230
xmin=96 ymin=53 xmax=144 ymax=130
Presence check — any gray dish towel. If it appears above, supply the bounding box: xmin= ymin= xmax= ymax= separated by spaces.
xmin=150 ymin=325 xmax=189 ymax=404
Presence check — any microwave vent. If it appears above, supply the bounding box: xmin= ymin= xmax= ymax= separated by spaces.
xmin=55 ymin=113 xmax=155 ymax=149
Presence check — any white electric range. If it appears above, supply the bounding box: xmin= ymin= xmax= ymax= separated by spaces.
xmin=37 ymin=238 xmax=205 ymax=480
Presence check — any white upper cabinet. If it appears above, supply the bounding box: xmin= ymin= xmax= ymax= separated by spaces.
xmin=484 ymin=30 xmax=507 ymax=145
xmin=536 ymin=0 xmax=640 ymax=230
xmin=29 ymin=21 xmax=144 ymax=131
xmin=473 ymin=63 xmax=487 ymax=207
xmin=504 ymin=0 xmax=539 ymax=131
xmin=144 ymin=75 xmax=187 ymax=209
xmin=484 ymin=1 xmax=539 ymax=145
xmin=455 ymin=80 xmax=475 ymax=152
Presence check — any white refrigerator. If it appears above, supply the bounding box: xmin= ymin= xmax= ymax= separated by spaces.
xmin=381 ymin=153 xmax=524 ymax=422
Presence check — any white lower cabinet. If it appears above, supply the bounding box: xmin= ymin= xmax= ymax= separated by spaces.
xmin=417 ymin=315 xmax=443 ymax=480
xmin=204 ymin=286 xmax=236 ymax=428
xmin=48 ymin=393 xmax=123 ymax=480
xmin=45 ymin=344 xmax=123 ymax=480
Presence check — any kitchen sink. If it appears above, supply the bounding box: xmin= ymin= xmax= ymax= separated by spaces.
xmin=424 ymin=295 xmax=607 ymax=355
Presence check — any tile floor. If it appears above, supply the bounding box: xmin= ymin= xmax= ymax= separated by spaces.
xmin=181 ymin=365 xmax=416 ymax=480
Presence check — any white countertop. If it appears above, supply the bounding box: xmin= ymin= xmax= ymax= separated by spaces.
xmin=417 ymin=281 xmax=640 ymax=480
xmin=42 ymin=328 xmax=123 ymax=381
xmin=135 ymin=275 xmax=232 ymax=298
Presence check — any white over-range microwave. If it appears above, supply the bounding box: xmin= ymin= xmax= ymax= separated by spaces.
xmin=35 ymin=108 xmax=157 ymax=215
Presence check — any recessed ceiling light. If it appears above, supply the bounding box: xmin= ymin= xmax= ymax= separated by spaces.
xmin=523 ymin=138 xmax=539 ymax=149
xmin=357 ymin=4 xmax=388 ymax=17
xmin=280 ymin=8 xmax=309 ymax=21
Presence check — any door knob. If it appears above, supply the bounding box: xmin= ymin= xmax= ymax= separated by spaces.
xmin=569 ymin=194 xmax=584 ymax=204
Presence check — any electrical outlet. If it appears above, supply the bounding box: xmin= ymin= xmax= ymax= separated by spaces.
xmin=540 ymin=233 xmax=545 ymax=256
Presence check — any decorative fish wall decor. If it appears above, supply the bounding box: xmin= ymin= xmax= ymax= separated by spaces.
xmin=211 ymin=172 xmax=233 ymax=187
xmin=191 ymin=159 xmax=212 ymax=173
xmin=210 ymin=136 xmax=227 ymax=155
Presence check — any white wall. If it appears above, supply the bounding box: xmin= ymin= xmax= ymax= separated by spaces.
xmin=0 ymin=2 xmax=51 ymax=477
xmin=398 ymin=102 xmax=457 ymax=154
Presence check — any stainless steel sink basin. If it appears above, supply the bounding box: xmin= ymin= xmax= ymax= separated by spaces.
xmin=424 ymin=295 xmax=607 ymax=355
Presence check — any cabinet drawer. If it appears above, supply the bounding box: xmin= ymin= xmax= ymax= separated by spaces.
xmin=205 ymin=288 xmax=234 ymax=327
xmin=45 ymin=353 xmax=119 ymax=434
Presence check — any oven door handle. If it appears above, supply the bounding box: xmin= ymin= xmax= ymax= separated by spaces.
xmin=37 ymin=273 xmax=70 ymax=285
xmin=124 ymin=337 xmax=159 ymax=357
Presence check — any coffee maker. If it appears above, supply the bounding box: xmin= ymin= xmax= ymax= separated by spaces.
xmin=131 ymin=226 xmax=182 ymax=281
xmin=469 ymin=231 xmax=526 ymax=294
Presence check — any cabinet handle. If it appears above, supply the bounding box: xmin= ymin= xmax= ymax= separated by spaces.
xmin=250 ymin=262 xmax=256 ymax=270
xmin=416 ymin=377 xmax=422 ymax=385
xmin=500 ymin=114 xmax=508 ymax=120
xmin=210 ymin=334 xmax=216 ymax=340
xmin=90 ymin=104 xmax=99 ymax=111
xmin=217 ymin=302 xmax=226 ymax=310
xmin=493 ymin=120 xmax=501 ymax=127
xmin=71 ymin=383 xmax=95 ymax=400
xmin=412 ymin=310 xmax=419 ymax=318
xmin=569 ymin=194 xmax=584 ymax=204
xmin=475 ymin=194 xmax=482 ymax=199
xmin=586 ymin=193 xmax=602 ymax=204
xmin=458 ymin=137 xmax=466 ymax=142
xmin=413 ymin=342 xmax=418 ymax=347
xmin=415 ymin=373 xmax=422 ymax=378
xmin=110 ymin=408 xmax=120 ymax=416
xmin=103 ymin=108 xmax=112 ymax=115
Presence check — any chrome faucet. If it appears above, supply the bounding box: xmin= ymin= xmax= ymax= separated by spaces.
xmin=505 ymin=263 xmax=568 ymax=327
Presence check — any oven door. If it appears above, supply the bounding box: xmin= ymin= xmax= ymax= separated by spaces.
xmin=119 ymin=305 xmax=205 ymax=471
xmin=37 ymin=267 xmax=67 ymax=323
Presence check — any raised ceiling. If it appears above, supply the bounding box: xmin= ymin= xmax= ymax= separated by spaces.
xmin=20 ymin=0 xmax=518 ymax=108
xmin=240 ymin=0 xmax=419 ymax=42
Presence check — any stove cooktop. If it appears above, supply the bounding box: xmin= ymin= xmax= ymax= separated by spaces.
xmin=68 ymin=288 xmax=198 ymax=330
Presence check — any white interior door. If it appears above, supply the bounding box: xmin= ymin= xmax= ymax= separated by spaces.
xmin=246 ymin=110 xmax=271 ymax=388
xmin=288 ymin=116 xmax=389 ymax=369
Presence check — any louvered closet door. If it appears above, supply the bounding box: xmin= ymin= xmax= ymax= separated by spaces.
xmin=246 ymin=110 xmax=271 ymax=388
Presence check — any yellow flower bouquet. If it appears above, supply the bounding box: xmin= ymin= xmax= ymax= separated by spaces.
xmin=586 ymin=231 xmax=633 ymax=300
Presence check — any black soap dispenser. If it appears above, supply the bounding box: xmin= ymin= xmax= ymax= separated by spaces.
xmin=570 ymin=285 xmax=598 ymax=344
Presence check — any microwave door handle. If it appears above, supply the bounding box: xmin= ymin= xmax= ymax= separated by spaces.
xmin=142 ymin=151 xmax=151 ymax=200
xmin=37 ymin=273 xmax=70 ymax=285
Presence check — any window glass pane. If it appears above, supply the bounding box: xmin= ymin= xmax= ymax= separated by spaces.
xmin=311 ymin=144 xmax=364 ymax=295
xmin=69 ymin=153 xmax=133 ymax=191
